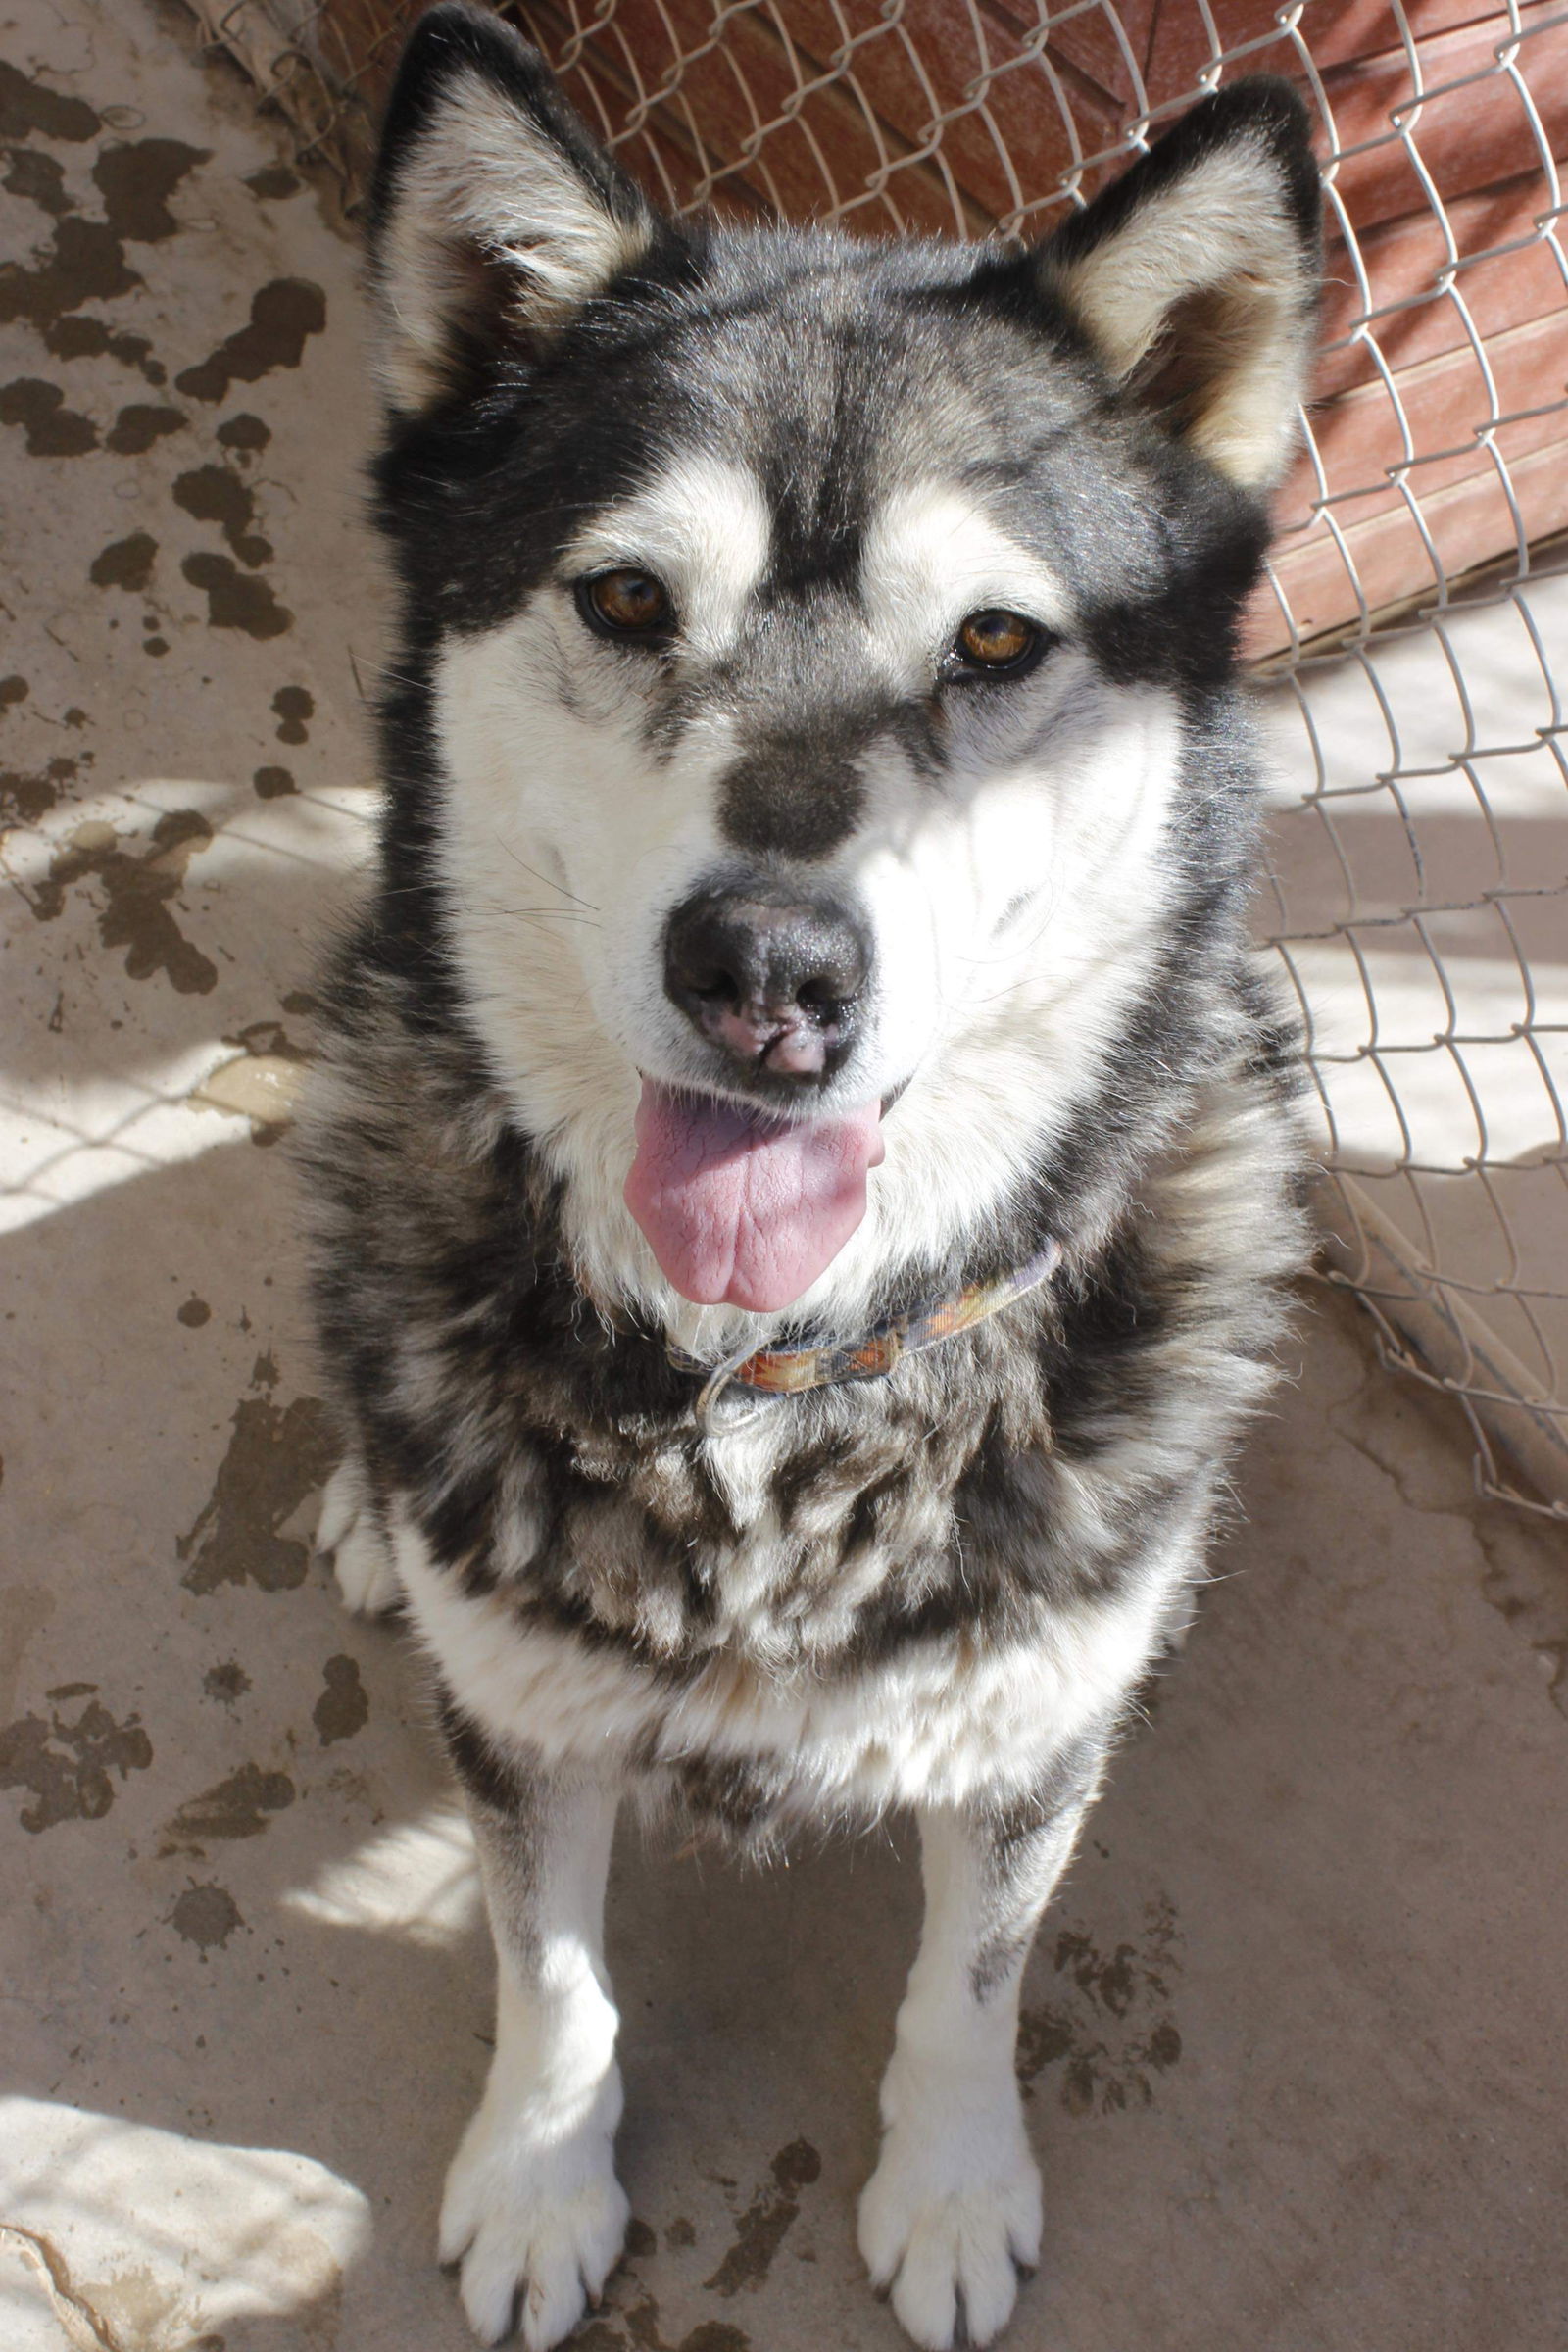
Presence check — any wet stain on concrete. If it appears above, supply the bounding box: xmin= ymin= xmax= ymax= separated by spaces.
xmin=271 ymin=684 xmax=313 ymax=743
xmin=1 ymin=119 xmax=199 ymax=358
xmin=663 ymin=2217 xmax=696 ymax=2250
xmin=1016 ymin=2001 xmax=1184 ymax=2118
xmin=171 ymin=1880 xmax=244 ymax=1950
xmin=1 ymin=753 xmax=75 ymax=830
xmin=0 ymin=1686 xmax=153 ymax=1833
xmin=314 ymin=1654 xmax=368 ymax=1745
xmin=217 ymin=410 xmax=270 ymax=454
xmin=44 ymin=312 xmax=164 ymax=382
xmin=0 ymin=212 xmax=140 ymax=330
xmin=175 ymin=277 xmax=326 ymax=404
xmin=0 ymin=674 xmax=27 ymax=711
xmin=162 ymin=1761 xmax=295 ymax=1852
xmin=106 ymin=401 xmax=185 ymax=455
xmin=245 ymin=164 xmax=301 ymax=200
xmin=228 ymin=1015 xmax=314 ymax=1062
xmin=1016 ymin=1894 xmax=1183 ymax=2116
xmin=0 ymin=376 xmax=97 ymax=454
xmin=29 ymin=808 xmax=217 ymax=994
xmin=0 ymin=60 xmax=100 ymax=143
xmin=1056 ymin=1922 xmax=1159 ymax=2017
xmin=182 ymin=550 xmax=292 ymax=638
xmin=254 ymin=763 xmax=295 ymax=799
xmin=178 ymin=1296 xmax=212 ymax=1328
xmin=702 ymin=2139 xmax=820 ymax=2296
xmin=92 ymin=138 xmax=207 ymax=244
xmin=90 ymin=529 xmax=157 ymax=591
xmin=172 ymin=462 xmax=272 ymax=566
xmin=178 ymin=1355 xmax=336 ymax=1593
xmin=203 ymin=1659 xmax=252 ymax=1705
xmin=580 ymin=2297 xmax=750 ymax=2352
xmin=3 ymin=144 xmax=72 ymax=217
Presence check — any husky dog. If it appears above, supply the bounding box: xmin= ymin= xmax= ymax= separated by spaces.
xmin=301 ymin=9 xmax=1319 ymax=2345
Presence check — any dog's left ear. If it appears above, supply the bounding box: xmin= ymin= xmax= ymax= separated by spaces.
xmin=1038 ymin=79 xmax=1321 ymax=489
xmin=368 ymin=2 xmax=662 ymax=416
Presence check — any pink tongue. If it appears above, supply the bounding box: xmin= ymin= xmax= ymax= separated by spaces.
xmin=625 ymin=1081 xmax=885 ymax=1311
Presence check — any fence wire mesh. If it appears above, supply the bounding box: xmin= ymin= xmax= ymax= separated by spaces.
xmin=194 ymin=0 xmax=1568 ymax=1517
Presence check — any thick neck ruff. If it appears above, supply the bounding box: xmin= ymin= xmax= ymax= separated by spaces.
xmin=669 ymin=1242 xmax=1061 ymax=1425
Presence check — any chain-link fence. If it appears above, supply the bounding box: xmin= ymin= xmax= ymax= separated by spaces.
xmin=190 ymin=0 xmax=1568 ymax=1518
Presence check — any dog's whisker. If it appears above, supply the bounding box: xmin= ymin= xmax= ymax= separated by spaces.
xmin=492 ymin=837 xmax=601 ymax=912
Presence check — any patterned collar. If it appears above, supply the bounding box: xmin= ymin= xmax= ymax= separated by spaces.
xmin=668 ymin=1241 xmax=1061 ymax=1425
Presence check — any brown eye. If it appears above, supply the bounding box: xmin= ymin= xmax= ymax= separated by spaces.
xmin=582 ymin=568 xmax=671 ymax=637
xmin=956 ymin=609 xmax=1037 ymax=669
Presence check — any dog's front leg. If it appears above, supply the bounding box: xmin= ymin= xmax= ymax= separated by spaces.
xmin=859 ymin=1755 xmax=1102 ymax=2350
xmin=440 ymin=1749 xmax=628 ymax=2350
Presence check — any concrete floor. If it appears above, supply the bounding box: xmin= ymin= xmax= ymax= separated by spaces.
xmin=3 ymin=6 xmax=1566 ymax=2348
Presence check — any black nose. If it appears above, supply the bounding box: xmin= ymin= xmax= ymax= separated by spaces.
xmin=664 ymin=889 xmax=870 ymax=1081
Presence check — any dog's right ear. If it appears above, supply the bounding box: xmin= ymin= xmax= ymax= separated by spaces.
xmin=368 ymin=3 xmax=660 ymax=416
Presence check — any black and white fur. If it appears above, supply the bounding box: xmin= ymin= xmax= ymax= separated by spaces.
xmin=300 ymin=13 xmax=1320 ymax=2345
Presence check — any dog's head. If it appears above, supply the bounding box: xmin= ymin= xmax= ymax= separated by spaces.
xmin=368 ymin=4 xmax=1319 ymax=1324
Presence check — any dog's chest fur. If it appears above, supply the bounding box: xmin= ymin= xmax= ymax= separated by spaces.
xmin=303 ymin=929 xmax=1302 ymax=1832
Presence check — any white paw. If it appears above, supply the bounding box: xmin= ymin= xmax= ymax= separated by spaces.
xmin=439 ymin=2079 xmax=629 ymax=2349
xmin=858 ymin=2096 xmax=1041 ymax=2349
xmin=316 ymin=1459 xmax=401 ymax=1617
